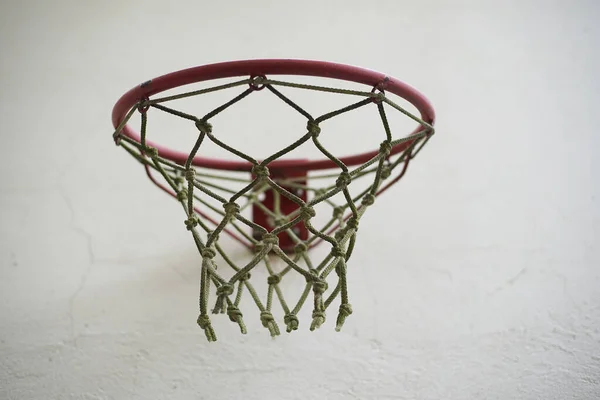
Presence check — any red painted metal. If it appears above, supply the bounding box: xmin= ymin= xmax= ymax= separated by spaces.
xmin=112 ymin=59 xmax=435 ymax=172
xmin=112 ymin=60 xmax=436 ymax=251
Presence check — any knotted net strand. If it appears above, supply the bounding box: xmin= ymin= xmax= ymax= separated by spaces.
xmin=113 ymin=75 xmax=434 ymax=341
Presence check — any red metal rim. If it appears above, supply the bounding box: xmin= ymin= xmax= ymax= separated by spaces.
xmin=112 ymin=59 xmax=436 ymax=172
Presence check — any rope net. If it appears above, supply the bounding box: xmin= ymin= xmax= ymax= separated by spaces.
xmin=113 ymin=75 xmax=434 ymax=341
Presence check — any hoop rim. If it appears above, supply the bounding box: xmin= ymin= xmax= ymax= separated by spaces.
xmin=112 ymin=59 xmax=435 ymax=171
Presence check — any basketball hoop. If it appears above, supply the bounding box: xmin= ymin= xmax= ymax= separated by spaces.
xmin=112 ymin=59 xmax=435 ymax=341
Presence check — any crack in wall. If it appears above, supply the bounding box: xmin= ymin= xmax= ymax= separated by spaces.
xmin=58 ymin=186 xmax=95 ymax=346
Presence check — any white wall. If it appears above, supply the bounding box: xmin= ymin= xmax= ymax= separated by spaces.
xmin=1 ymin=0 xmax=599 ymax=399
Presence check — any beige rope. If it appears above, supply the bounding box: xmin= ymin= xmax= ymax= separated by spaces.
xmin=113 ymin=76 xmax=434 ymax=341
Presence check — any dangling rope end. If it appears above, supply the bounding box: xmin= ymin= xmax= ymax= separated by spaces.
xmin=335 ymin=303 xmax=353 ymax=332
xmin=310 ymin=310 xmax=326 ymax=331
xmin=284 ymin=313 xmax=299 ymax=333
xmin=227 ymin=305 xmax=247 ymax=334
xmin=212 ymin=283 xmax=234 ymax=314
xmin=260 ymin=311 xmax=281 ymax=337
xmin=197 ymin=314 xmax=217 ymax=342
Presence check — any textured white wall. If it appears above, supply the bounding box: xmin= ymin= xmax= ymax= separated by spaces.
xmin=1 ymin=0 xmax=599 ymax=399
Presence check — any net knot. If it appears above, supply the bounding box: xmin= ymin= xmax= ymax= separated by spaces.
xmin=143 ymin=146 xmax=159 ymax=158
xmin=336 ymin=172 xmax=352 ymax=189
xmin=185 ymin=168 xmax=196 ymax=182
xmin=299 ymin=206 xmax=316 ymax=220
xmin=226 ymin=305 xmax=246 ymax=334
xmin=331 ymin=246 xmax=345 ymax=258
xmin=223 ymin=202 xmax=240 ymax=220
xmin=259 ymin=311 xmax=274 ymax=326
xmin=201 ymin=247 xmax=216 ymax=259
xmin=195 ymin=119 xmax=212 ymax=133
xmin=371 ymin=90 xmax=386 ymax=105
xmin=197 ymin=314 xmax=211 ymax=329
xmin=251 ymin=164 xmax=270 ymax=180
xmin=307 ymin=120 xmax=321 ymax=137
xmin=216 ymin=283 xmax=234 ymax=297
xmin=260 ymin=311 xmax=280 ymax=337
xmin=381 ymin=166 xmax=392 ymax=179
xmin=310 ymin=310 xmax=326 ymax=331
xmin=184 ymin=214 xmax=200 ymax=230
xmin=339 ymin=303 xmax=352 ymax=317
xmin=380 ymin=140 xmax=392 ymax=157
xmin=174 ymin=176 xmax=185 ymax=186
xmin=371 ymin=80 xmax=387 ymax=104
xmin=250 ymin=75 xmax=266 ymax=90
xmin=267 ymin=275 xmax=281 ymax=285
xmin=261 ymin=233 xmax=279 ymax=246
xmin=239 ymin=272 xmax=251 ymax=281
xmin=212 ymin=283 xmax=234 ymax=314
xmin=346 ymin=217 xmax=359 ymax=231
xmin=336 ymin=304 xmax=353 ymax=331
xmin=334 ymin=230 xmax=345 ymax=241
xmin=253 ymin=241 xmax=266 ymax=253
xmin=176 ymin=189 xmax=187 ymax=202
xmin=306 ymin=269 xmax=326 ymax=292
xmin=137 ymin=98 xmax=150 ymax=113
xmin=226 ymin=305 xmax=247 ymax=333
xmin=227 ymin=305 xmax=243 ymax=322
xmin=311 ymin=279 xmax=328 ymax=295
xmin=294 ymin=243 xmax=307 ymax=254
xmin=113 ymin=130 xmax=123 ymax=145
xmin=332 ymin=206 xmax=344 ymax=218
xmin=197 ymin=314 xmax=216 ymax=341
xmin=361 ymin=193 xmax=375 ymax=206
xmin=284 ymin=313 xmax=299 ymax=332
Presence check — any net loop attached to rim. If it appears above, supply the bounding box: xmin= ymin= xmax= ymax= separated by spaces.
xmin=112 ymin=60 xmax=435 ymax=342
